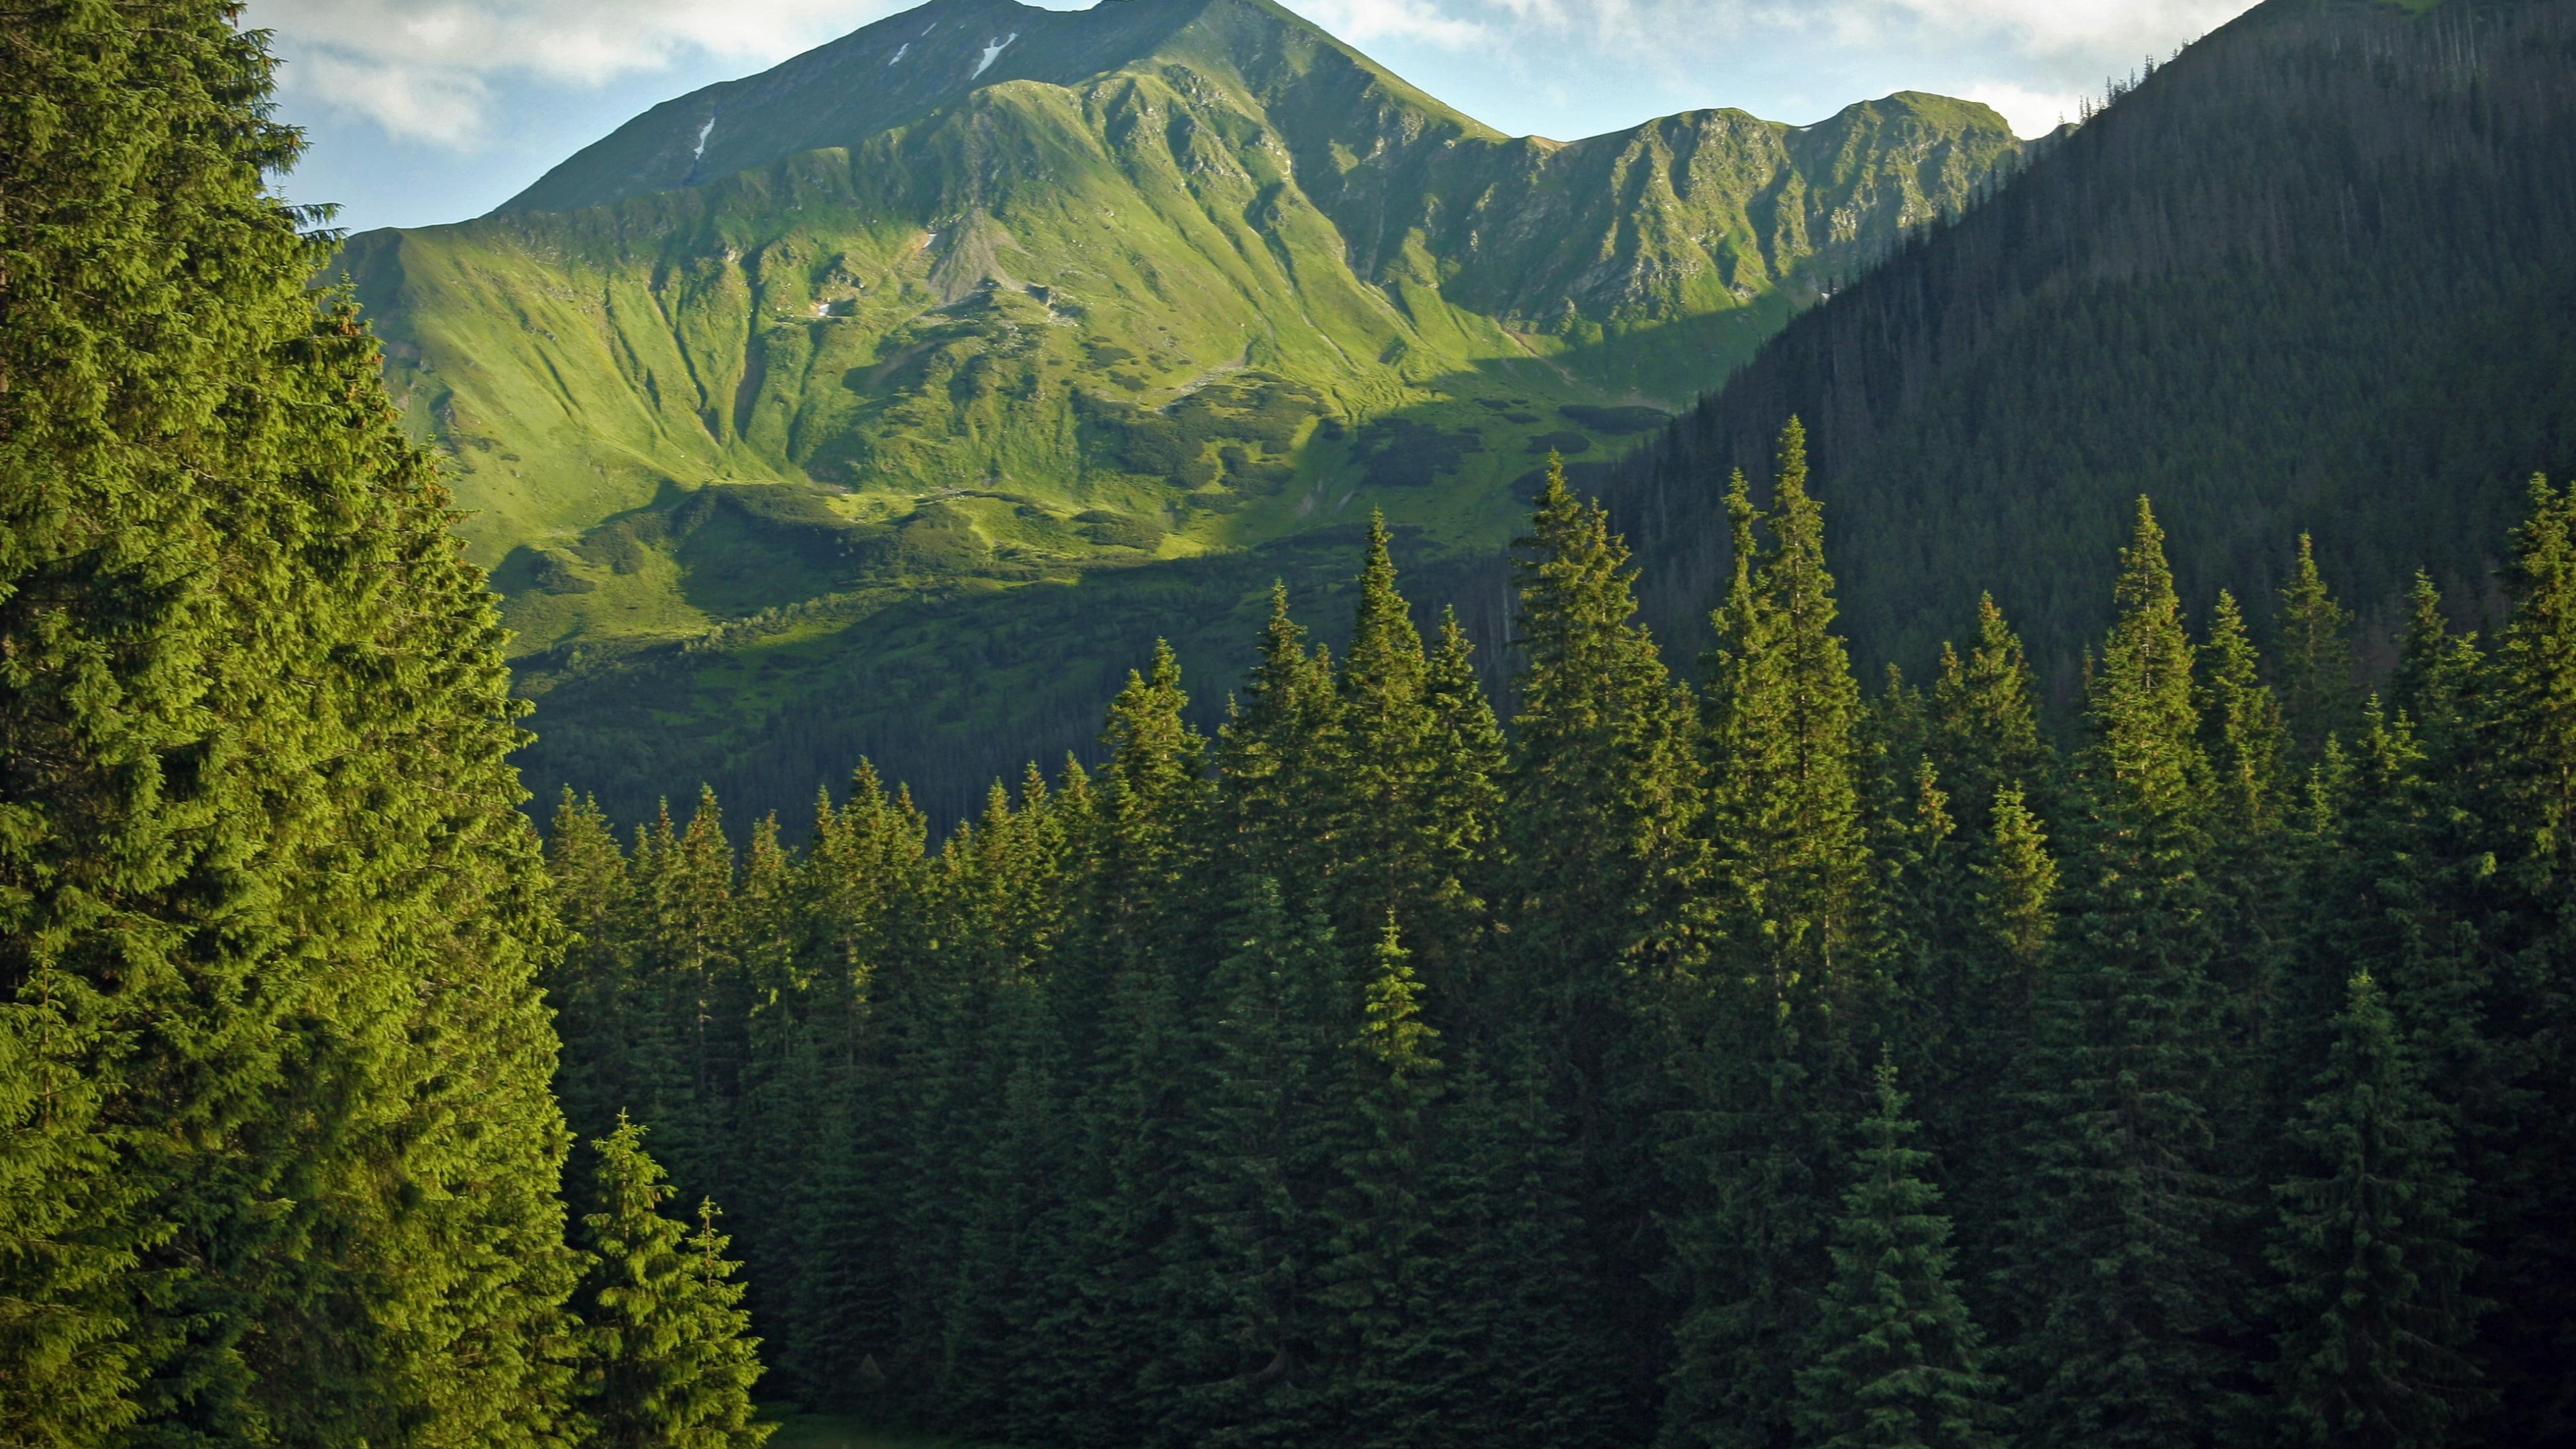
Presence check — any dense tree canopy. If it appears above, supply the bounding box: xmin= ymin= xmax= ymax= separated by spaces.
xmin=547 ymin=427 xmax=2575 ymax=1449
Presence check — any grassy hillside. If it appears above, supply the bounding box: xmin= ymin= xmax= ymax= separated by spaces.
xmin=334 ymin=0 xmax=2024 ymax=824
xmin=1603 ymin=0 xmax=2576 ymax=698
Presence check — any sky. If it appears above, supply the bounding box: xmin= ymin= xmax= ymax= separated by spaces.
xmin=248 ymin=0 xmax=2263 ymax=235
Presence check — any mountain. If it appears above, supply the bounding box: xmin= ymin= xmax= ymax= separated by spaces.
xmin=1601 ymin=0 xmax=2576 ymax=696
xmin=331 ymin=0 xmax=2025 ymax=824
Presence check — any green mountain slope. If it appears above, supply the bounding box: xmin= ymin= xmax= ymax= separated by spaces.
xmin=1604 ymin=0 xmax=2576 ymax=696
xmin=335 ymin=0 xmax=2024 ymax=822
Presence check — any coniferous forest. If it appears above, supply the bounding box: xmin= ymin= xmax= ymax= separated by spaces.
xmin=547 ymin=435 xmax=2576 ymax=1449
xmin=7 ymin=3 xmax=2576 ymax=1449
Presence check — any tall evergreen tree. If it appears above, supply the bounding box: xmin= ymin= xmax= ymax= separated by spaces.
xmin=1333 ymin=516 xmax=1461 ymax=957
xmin=2459 ymin=475 xmax=2576 ymax=1436
xmin=1701 ymin=420 xmax=1876 ymax=998
xmin=2201 ymin=590 xmax=2288 ymax=838
xmin=1500 ymin=453 xmax=1699 ymax=1428
xmin=1995 ymin=498 xmax=2242 ymax=1448
xmin=2275 ymin=535 xmax=2362 ymax=764
xmin=1924 ymin=596 xmax=2053 ymax=842
xmin=1317 ymin=917 xmax=1443 ymax=1439
xmin=1159 ymin=876 xmax=1342 ymax=1443
xmin=1411 ymin=606 xmax=1507 ymax=1018
xmin=1 ymin=7 xmax=576 ymax=1442
xmin=2264 ymin=973 xmax=2483 ymax=1449
xmin=575 ymin=1118 xmax=773 ymax=1449
xmin=1669 ymin=421 xmax=1878 ymax=1449
xmin=1792 ymin=1057 xmax=2003 ymax=1449
xmin=1215 ymin=586 xmax=1342 ymax=891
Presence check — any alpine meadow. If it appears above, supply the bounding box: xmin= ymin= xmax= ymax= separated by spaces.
xmin=3 ymin=1 xmax=2575 ymax=1448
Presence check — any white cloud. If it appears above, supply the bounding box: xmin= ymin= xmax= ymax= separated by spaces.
xmin=1880 ymin=0 xmax=2253 ymax=56
xmin=249 ymin=0 xmax=911 ymax=147
xmin=1963 ymin=80 xmax=2084 ymax=139
xmin=1290 ymin=0 xmax=1490 ymax=47
xmin=256 ymin=0 xmax=2256 ymax=152
xmin=1285 ymin=0 xmax=2251 ymax=68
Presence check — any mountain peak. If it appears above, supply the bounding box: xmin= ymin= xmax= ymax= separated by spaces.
xmin=496 ymin=0 xmax=1470 ymax=217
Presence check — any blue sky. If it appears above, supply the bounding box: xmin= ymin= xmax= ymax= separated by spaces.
xmin=249 ymin=0 xmax=2262 ymax=235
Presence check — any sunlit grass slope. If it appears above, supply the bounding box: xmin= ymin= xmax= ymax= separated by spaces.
xmin=333 ymin=0 xmax=2023 ymax=825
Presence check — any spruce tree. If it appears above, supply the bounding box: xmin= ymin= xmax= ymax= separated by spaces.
xmin=2264 ymin=973 xmax=2483 ymax=1448
xmin=2275 ymin=535 xmax=2362 ymax=763
xmin=575 ymin=1118 xmax=773 ymax=1449
xmin=1318 ymin=917 xmax=1442 ymax=1439
xmin=1792 ymin=1057 xmax=2003 ymax=1449
xmin=2201 ymin=590 xmax=2288 ymax=838
xmin=1215 ymin=585 xmax=1342 ymax=891
xmin=1499 ymin=453 xmax=1698 ymax=1429
xmin=2460 ymin=475 xmax=2576 ymax=1434
xmin=1333 ymin=516 xmax=1456 ymax=956
xmin=1925 ymin=595 xmax=2053 ymax=842
xmin=1043 ymin=644 xmax=1213 ymax=1446
xmin=1 ymin=7 xmax=576 ymax=1441
xmin=1994 ymin=497 xmax=2241 ymax=1448
xmin=1701 ymin=421 xmax=1875 ymax=999
xmin=1160 ymin=877 xmax=1342 ymax=1442
xmin=1671 ymin=421 xmax=1876 ymax=1449
xmin=1413 ymin=606 xmax=1507 ymax=1018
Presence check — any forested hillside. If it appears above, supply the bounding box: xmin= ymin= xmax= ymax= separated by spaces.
xmin=331 ymin=0 xmax=2027 ymax=826
xmin=547 ymin=436 xmax=2576 ymax=1447
xmin=1604 ymin=0 xmax=2576 ymax=696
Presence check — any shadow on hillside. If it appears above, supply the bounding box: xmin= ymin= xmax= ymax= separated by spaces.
xmin=508 ymin=311 xmax=1788 ymax=837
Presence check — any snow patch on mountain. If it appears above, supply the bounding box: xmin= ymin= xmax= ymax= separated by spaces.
xmin=971 ymin=34 xmax=1018 ymax=80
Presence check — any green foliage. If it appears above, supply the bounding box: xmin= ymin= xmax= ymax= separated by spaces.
xmin=1792 ymin=1058 xmax=2004 ymax=1449
xmin=535 ymin=455 xmax=2576 ymax=1449
xmin=576 ymin=1120 xmax=774 ymax=1449
xmin=2263 ymin=973 xmax=2483 ymax=1448
xmin=1616 ymin=0 xmax=2576 ymax=720
xmin=0 ymin=5 xmax=576 ymax=1443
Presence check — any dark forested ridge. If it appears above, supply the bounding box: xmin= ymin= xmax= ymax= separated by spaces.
xmin=1603 ymin=0 xmax=2576 ymax=696
xmin=549 ymin=433 xmax=2576 ymax=1448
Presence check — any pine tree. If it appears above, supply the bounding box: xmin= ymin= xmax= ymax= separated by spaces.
xmin=1499 ymin=453 xmax=1698 ymax=1430
xmin=1994 ymin=497 xmax=2241 ymax=1448
xmin=1792 ymin=1057 xmax=2003 ymax=1449
xmin=1 ymin=8 xmax=576 ymax=1441
xmin=2264 ymin=973 xmax=2483 ymax=1448
xmin=1215 ymin=585 xmax=1342 ymax=890
xmin=575 ymin=1118 xmax=774 ymax=1449
xmin=1317 ymin=917 xmax=1443 ymax=1439
xmin=1925 ymin=596 xmax=2053 ymax=842
xmin=2201 ymin=590 xmax=2288 ymax=837
xmin=1670 ymin=421 xmax=1877 ymax=1449
xmin=2275 ymin=535 xmax=2362 ymax=763
xmin=2459 ymin=475 xmax=2576 ymax=1435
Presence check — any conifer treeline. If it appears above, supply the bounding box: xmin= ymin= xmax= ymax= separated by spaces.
xmin=1 ymin=7 xmax=771 ymax=1442
xmin=550 ymin=429 xmax=2576 ymax=1448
